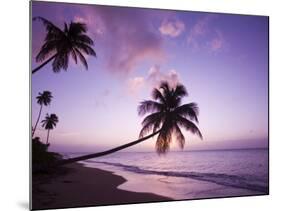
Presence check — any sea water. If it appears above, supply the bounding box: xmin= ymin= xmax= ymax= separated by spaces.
xmin=73 ymin=149 xmax=268 ymax=200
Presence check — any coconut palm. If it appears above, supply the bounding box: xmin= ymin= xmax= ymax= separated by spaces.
xmin=32 ymin=91 xmax=53 ymax=137
xmin=138 ymin=81 xmax=203 ymax=153
xmin=41 ymin=113 xmax=59 ymax=145
xmin=59 ymin=81 xmax=202 ymax=165
xmin=32 ymin=17 xmax=96 ymax=74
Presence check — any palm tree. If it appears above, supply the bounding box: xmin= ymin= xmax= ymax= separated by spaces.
xmin=138 ymin=81 xmax=203 ymax=153
xmin=32 ymin=17 xmax=96 ymax=74
xmin=41 ymin=113 xmax=59 ymax=145
xmin=32 ymin=91 xmax=52 ymax=137
xmin=59 ymin=81 xmax=202 ymax=165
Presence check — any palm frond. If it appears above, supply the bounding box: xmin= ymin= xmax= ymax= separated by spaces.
xmin=69 ymin=22 xmax=87 ymax=34
xmin=151 ymin=88 xmax=166 ymax=104
xmin=71 ymin=49 xmax=78 ymax=64
xmin=76 ymin=43 xmax=96 ymax=57
xmin=174 ymin=103 xmax=199 ymax=123
xmin=52 ymin=52 xmax=69 ymax=72
xmin=176 ymin=115 xmax=203 ymax=139
xmin=139 ymin=112 xmax=163 ymax=138
xmin=33 ymin=16 xmax=64 ymax=35
xmin=173 ymin=84 xmax=188 ymax=98
xmin=173 ymin=123 xmax=185 ymax=149
xmin=138 ymin=100 xmax=164 ymax=116
xmin=36 ymin=40 xmax=58 ymax=62
xmin=75 ymin=48 xmax=88 ymax=69
xmin=75 ymin=34 xmax=94 ymax=45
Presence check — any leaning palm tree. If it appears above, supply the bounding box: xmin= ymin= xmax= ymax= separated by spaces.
xmin=32 ymin=91 xmax=53 ymax=137
xmin=59 ymin=81 xmax=202 ymax=165
xmin=41 ymin=113 xmax=59 ymax=145
xmin=32 ymin=17 xmax=96 ymax=74
xmin=138 ymin=81 xmax=203 ymax=153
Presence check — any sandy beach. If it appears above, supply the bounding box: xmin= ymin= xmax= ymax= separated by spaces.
xmin=32 ymin=163 xmax=171 ymax=210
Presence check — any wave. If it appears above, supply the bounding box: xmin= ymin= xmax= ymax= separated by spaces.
xmin=84 ymin=160 xmax=268 ymax=193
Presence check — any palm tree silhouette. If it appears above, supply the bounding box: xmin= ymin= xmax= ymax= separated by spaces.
xmin=32 ymin=17 xmax=96 ymax=74
xmin=41 ymin=113 xmax=59 ymax=145
xmin=32 ymin=91 xmax=52 ymax=137
xmin=59 ymin=81 xmax=202 ymax=165
xmin=138 ymin=81 xmax=202 ymax=153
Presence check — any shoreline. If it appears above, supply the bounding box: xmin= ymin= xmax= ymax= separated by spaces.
xmin=32 ymin=162 xmax=172 ymax=210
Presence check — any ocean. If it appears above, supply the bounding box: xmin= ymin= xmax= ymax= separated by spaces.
xmin=70 ymin=149 xmax=269 ymax=200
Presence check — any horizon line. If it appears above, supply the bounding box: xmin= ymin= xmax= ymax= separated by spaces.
xmin=59 ymin=146 xmax=269 ymax=155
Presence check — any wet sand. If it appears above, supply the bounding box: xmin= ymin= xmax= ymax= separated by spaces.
xmin=32 ymin=163 xmax=171 ymax=210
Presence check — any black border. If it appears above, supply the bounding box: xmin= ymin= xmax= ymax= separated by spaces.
xmin=30 ymin=1 xmax=270 ymax=210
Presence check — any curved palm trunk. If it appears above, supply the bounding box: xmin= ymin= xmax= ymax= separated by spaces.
xmin=32 ymin=105 xmax=43 ymax=137
xmin=46 ymin=129 xmax=50 ymax=145
xmin=58 ymin=130 xmax=161 ymax=166
xmin=32 ymin=54 xmax=57 ymax=74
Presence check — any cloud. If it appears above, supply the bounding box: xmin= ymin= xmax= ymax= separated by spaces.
xmin=91 ymin=6 xmax=166 ymax=74
xmin=73 ymin=15 xmax=104 ymax=36
xmin=148 ymin=65 xmax=181 ymax=88
xmin=187 ymin=14 xmax=222 ymax=51
xmin=127 ymin=77 xmax=145 ymax=95
xmin=209 ymin=30 xmax=224 ymax=52
xmin=159 ymin=19 xmax=185 ymax=37
xmin=127 ymin=65 xmax=181 ymax=96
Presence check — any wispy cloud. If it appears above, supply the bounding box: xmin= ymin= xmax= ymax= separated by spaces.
xmin=127 ymin=77 xmax=145 ymax=95
xmin=159 ymin=19 xmax=185 ymax=37
xmin=91 ymin=6 xmax=166 ymax=74
xmin=73 ymin=15 xmax=104 ymax=36
xmin=209 ymin=30 xmax=224 ymax=52
xmin=127 ymin=65 xmax=181 ymax=95
xmin=147 ymin=65 xmax=181 ymax=88
xmin=187 ymin=14 xmax=225 ymax=52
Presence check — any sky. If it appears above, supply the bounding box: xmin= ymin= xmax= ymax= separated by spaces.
xmin=31 ymin=1 xmax=268 ymax=153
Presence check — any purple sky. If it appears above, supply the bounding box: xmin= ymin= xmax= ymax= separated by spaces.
xmin=31 ymin=1 xmax=268 ymax=153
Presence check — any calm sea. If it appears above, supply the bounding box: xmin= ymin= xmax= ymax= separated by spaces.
xmin=68 ymin=149 xmax=269 ymax=200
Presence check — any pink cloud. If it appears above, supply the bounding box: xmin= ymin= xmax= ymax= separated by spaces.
xmin=159 ymin=19 xmax=185 ymax=37
xmin=127 ymin=77 xmax=145 ymax=95
xmin=73 ymin=14 xmax=105 ymax=36
xmin=148 ymin=65 xmax=181 ymax=88
xmin=127 ymin=65 xmax=181 ymax=96
xmin=187 ymin=14 xmax=219 ymax=51
xmin=209 ymin=30 xmax=224 ymax=52
xmin=90 ymin=6 xmax=166 ymax=74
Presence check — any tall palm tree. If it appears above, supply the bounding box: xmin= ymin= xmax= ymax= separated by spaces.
xmin=41 ymin=113 xmax=59 ymax=145
xmin=59 ymin=81 xmax=202 ymax=165
xmin=32 ymin=91 xmax=53 ymax=137
xmin=32 ymin=17 xmax=96 ymax=74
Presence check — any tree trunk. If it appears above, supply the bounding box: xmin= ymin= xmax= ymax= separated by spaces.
xmin=46 ymin=129 xmax=50 ymax=145
xmin=32 ymin=54 xmax=57 ymax=74
xmin=32 ymin=105 xmax=42 ymax=137
xmin=58 ymin=130 xmax=161 ymax=166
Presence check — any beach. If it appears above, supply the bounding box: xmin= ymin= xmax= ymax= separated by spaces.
xmin=32 ymin=150 xmax=268 ymax=210
xmin=32 ymin=163 xmax=171 ymax=210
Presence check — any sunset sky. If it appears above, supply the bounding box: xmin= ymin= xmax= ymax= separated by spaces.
xmin=31 ymin=1 xmax=268 ymax=153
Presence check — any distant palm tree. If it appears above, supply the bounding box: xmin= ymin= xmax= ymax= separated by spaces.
xmin=32 ymin=91 xmax=52 ymax=137
xmin=41 ymin=113 xmax=59 ymax=145
xmin=59 ymin=81 xmax=202 ymax=165
xmin=32 ymin=17 xmax=96 ymax=74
